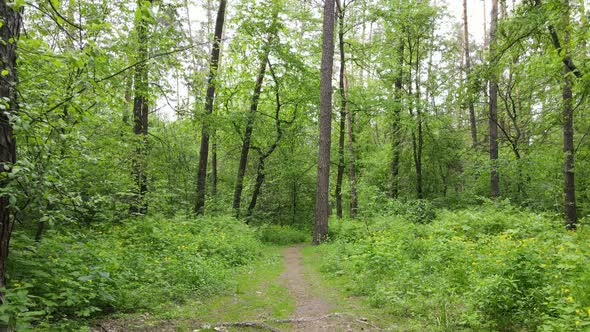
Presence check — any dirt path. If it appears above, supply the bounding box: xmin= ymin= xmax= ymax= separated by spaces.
xmin=280 ymin=246 xmax=377 ymax=332
xmin=280 ymin=246 xmax=333 ymax=331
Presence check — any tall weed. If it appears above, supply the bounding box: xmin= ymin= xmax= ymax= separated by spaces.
xmin=315 ymin=203 xmax=590 ymax=331
xmin=4 ymin=215 xmax=263 ymax=330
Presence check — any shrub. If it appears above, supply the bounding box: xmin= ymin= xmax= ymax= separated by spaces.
xmin=384 ymin=199 xmax=436 ymax=224
xmin=256 ymin=224 xmax=308 ymax=245
xmin=327 ymin=217 xmax=368 ymax=242
xmin=312 ymin=204 xmax=590 ymax=331
xmin=4 ymin=215 xmax=263 ymax=330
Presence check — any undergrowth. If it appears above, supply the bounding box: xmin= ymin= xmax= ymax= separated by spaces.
xmin=3 ymin=215 xmax=264 ymax=331
xmin=317 ymin=202 xmax=590 ymax=331
xmin=256 ymin=224 xmax=308 ymax=245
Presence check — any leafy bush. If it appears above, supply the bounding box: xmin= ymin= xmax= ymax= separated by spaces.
xmin=327 ymin=217 xmax=368 ymax=242
xmin=313 ymin=204 xmax=590 ymax=331
xmin=256 ymin=224 xmax=308 ymax=245
xmin=4 ymin=215 xmax=263 ymax=330
xmin=384 ymin=199 xmax=437 ymax=224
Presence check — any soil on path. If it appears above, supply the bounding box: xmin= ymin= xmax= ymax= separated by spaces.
xmin=280 ymin=246 xmax=377 ymax=332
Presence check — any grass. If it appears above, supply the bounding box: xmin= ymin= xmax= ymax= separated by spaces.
xmin=301 ymin=245 xmax=438 ymax=331
xmin=103 ymin=245 xmax=296 ymax=331
xmin=184 ymin=246 xmax=294 ymax=322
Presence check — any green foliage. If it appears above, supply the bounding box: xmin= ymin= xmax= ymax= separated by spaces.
xmin=4 ymin=0 xmax=590 ymax=330
xmin=328 ymin=217 xmax=370 ymax=243
xmin=4 ymin=215 xmax=263 ymax=330
xmin=387 ymin=200 xmax=437 ymax=224
xmin=256 ymin=224 xmax=308 ymax=245
xmin=313 ymin=204 xmax=590 ymax=331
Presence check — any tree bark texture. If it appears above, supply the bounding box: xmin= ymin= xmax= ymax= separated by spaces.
xmin=559 ymin=0 xmax=577 ymax=228
xmin=313 ymin=0 xmax=336 ymax=244
xmin=195 ymin=0 xmax=227 ymax=214
xmin=390 ymin=42 xmax=404 ymax=199
xmin=130 ymin=0 xmax=153 ymax=215
xmin=335 ymin=6 xmax=346 ymax=219
xmin=463 ymin=0 xmax=478 ymax=149
xmin=0 ymin=0 xmax=21 ymax=299
xmin=340 ymin=0 xmax=357 ymax=218
xmin=211 ymin=135 xmax=218 ymax=197
xmin=345 ymin=79 xmax=358 ymax=218
xmin=412 ymin=43 xmax=423 ymax=200
xmin=489 ymin=0 xmax=500 ymax=198
xmin=563 ymin=64 xmax=577 ymax=229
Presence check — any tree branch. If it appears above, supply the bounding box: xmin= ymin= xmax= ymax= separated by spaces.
xmin=46 ymin=0 xmax=83 ymax=30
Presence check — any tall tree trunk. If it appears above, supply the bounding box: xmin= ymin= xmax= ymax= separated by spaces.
xmin=232 ymin=64 xmax=264 ymax=216
xmin=562 ymin=64 xmax=576 ymax=229
xmin=413 ymin=41 xmax=423 ymax=199
xmin=0 ymin=1 xmax=21 ymax=301
xmin=123 ymin=74 xmax=132 ymax=124
xmin=232 ymin=25 xmax=276 ymax=217
xmin=335 ymin=5 xmax=346 ymax=219
xmin=560 ymin=0 xmax=577 ymax=228
xmin=463 ymin=0 xmax=478 ymax=149
xmin=246 ymin=64 xmax=284 ymax=216
xmin=211 ymin=134 xmax=218 ymax=197
xmin=335 ymin=113 xmax=345 ymax=218
xmin=390 ymin=42 xmax=404 ymax=199
xmin=195 ymin=0 xmax=227 ymax=214
xmin=313 ymin=0 xmax=336 ymax=244
xmin=483 ymin=0 xmax=489 ymax=48
xmin=346 ymin=83 xmax=358 ymax=218
xmin=130 ymin=0 xmax=153 ymax=215
xmin=489 ymin=0 xmax=500 ymax=198
xmin=247 ymin=160 xmax=266 ymax=216
xmin=407 ymin=44 xmax=415 ymax=196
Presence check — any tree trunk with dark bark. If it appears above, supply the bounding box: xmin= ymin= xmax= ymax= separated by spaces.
xmin=563 ymin=65 xmax=576 ymax=229
xmin=390 ymin=42 xmax=404 ymax=199
xmin=247 ymin=159 xmax=265 ymax=217
xmin=246 ymin=61 xmax=284 ymax=217
xmin=489 ymin=0 xmax=500 ymax=198
xmin=211 ymin=136 xmax=218 ymax=197
xmin=0 ymin=1 xmax=21 ymax=301
xmin=463 ymin=0 xmax=478 ymax=149
xmin=313 ymin=0 xmax=336 ymax=244
xmin=346 ymin=91 xmax=358 ymax=218
xmin=413 ymin=44 xmax=423 ymax=200
xmin=195 ymin=0 xmax=227 ymax=214
xmin=335 ymin=6 xmax=346 ymax=219
xmin=232 ymin=20 xmax=277 ymax=217
xmin=558 ymin=0 xmax=577 ymax=229
xmin=130 ymin=0 xmax=153 ymax=215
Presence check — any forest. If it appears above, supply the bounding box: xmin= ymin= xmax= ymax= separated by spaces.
xmin=0 ymin=0 xmax=589 ymax=330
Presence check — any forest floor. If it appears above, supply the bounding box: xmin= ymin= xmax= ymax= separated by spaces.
xmin=92 ymin=245 xmax=391 ymax=332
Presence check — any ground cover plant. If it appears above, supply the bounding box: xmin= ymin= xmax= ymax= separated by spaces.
xmin=316 ymin=203 xmax=590 ymax=331
xmin=3 ymin=215 xmax=263 ymax=330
